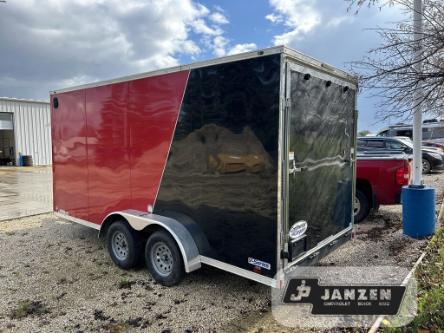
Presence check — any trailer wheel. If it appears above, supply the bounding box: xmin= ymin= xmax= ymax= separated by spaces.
xmin=106 ymin=220 xmax=142 ymax=269
xmin=145 ymin=230 xmax=184 ymax=286
xmin=354 ymin=190 xmax=370 ymax=223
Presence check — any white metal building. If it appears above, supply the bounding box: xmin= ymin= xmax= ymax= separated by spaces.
xmin=0 ymin=97 xmax=52 ymax=166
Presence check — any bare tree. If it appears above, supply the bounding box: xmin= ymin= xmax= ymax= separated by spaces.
xmin=348 ymin=0 xmax=444 ymax=121
xmin=347 ymin=0 xmax=396 ymax=13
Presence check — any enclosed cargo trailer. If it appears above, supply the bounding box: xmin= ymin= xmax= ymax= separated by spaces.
xmin=51 ymin=46 xmax=357 ymax=287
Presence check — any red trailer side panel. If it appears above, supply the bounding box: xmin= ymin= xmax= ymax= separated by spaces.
xmin=52 ymin=70 xmax=189 ymax=225
xmin=128 ymin=71 xmax=189 ymax=213
xmin=85 ymin=82 xmax=132 ymax=224
xmin=52 ymin=89 xmax=89 ymax=220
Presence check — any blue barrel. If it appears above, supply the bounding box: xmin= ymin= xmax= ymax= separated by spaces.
xmin=402 ymin=186 xmax=436 ymax=238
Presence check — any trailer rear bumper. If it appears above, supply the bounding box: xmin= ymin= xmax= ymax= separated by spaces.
xmin=284 ymin=226 xmax=352 ymax=272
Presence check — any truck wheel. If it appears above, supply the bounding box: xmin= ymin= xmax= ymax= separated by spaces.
xmin=145 ymin=230 xmax=184 ymax=286
xmin=354 ymin=190 xmax=370 ymax=223
xmin=106 ymin=220 xmax=142 ymax=269
xmin=422 ymin=159 xmax=432 ymax=174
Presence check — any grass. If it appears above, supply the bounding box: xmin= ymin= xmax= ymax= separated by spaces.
xmin=118 ymin=278 xmax=135 ymax=289
xmin=384 ymin=226 xmax=444 ymax=332
xmin=407 ymin=226 xmax=444 ymax=331
xmin=10 ymin=300 xmax=49 ymax=319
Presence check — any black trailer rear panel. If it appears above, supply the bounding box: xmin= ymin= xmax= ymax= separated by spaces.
xmin=155 ymin=49 xmax=357 ymax=282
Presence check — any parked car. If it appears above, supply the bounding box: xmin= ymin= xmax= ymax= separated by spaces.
xmin=358 ymin=136 xmax=444 ymax=173
xmin=423 ymin=140 xmax=444 ymax=152
xmin=355 ymin=151 xmax=411 ymax=222
xmin=377 ymin=119 xmax=444 ymax=140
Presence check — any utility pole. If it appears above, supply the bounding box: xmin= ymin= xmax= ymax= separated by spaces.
xmin=411 ymin=0 xmax=423 ymax=186
xmin=402 ymin=0 xmax=435 ymax=239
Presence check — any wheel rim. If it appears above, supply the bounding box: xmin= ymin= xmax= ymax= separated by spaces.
xmin=111 ymin=231 xmax=128 ymax=261
xmin=422 ymin=160 xmax=430 ymax=172
xmin=150 ymin=241 xmax=174 ymax=277
xmin=353 ymin=196 xmax=361 ymax=217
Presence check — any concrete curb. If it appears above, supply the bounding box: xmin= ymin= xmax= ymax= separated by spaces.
xmin=368 ymin=196 xmax=444 ymax=333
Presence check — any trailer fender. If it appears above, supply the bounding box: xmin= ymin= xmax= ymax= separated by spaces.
xmin=101 ymin=210 xmax=201 ymax=273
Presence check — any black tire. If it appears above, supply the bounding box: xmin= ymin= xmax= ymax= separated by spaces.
xmin=145 ymin=230 xmax=184 ymax=286
xmin=106 ymin=220 xmax=142 ymax=269
xmin=422 ymin=158 xmax=432 ymax=174
xmin=354 ymin=190 xmax=370 ymax=223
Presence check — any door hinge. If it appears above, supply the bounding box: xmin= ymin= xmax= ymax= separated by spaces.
xmin=280 ymin=249 xmax=290 ymax=260
xmin=285 ymin=98 xmax=291 ymax=109
xmin=289 ymin=164 xmax=308 ymax=175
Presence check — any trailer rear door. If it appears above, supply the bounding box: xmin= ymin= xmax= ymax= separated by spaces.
xmin=284 ymin=61 xmax=356 ymax=261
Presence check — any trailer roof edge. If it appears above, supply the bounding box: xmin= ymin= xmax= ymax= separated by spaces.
xmin=282 ymin=46 xmax=357 ymax=88
xmin=51 ymin=45 xmax=357 ymax=94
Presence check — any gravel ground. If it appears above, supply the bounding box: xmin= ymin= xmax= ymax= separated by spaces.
xmin=236 ymin=172 xmax=444 ymax=333
xmin=320 ymin=172 xmax=444 ymax=269
xmin=0 ymin=214 xmax=270 ymax=333
xmin=1 ymin=172 xmax=443 ymax=333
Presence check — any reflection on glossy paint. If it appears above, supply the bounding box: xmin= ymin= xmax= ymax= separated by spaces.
xmin=155 ymin=55 xmax=281 ymax=278
xmin=52 ymin=71 xmax=190 ymax=225
xmin=166 ymin=124 xmax=273 ymax=176
xmin=51 ymin=89 xmax=89 ymax=220
xmin=288 ymin=70 xmax=355 ymax=250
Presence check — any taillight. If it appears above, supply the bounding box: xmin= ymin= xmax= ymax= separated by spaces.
xmin=396 ymin=162 xmax=411 ymax=186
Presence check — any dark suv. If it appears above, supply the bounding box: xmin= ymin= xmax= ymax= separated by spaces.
xmin=358 ymin=136 xmax=444 ymax=173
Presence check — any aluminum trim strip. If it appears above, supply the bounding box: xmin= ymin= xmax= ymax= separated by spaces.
xmin=55 ymin=211 xmax=101 ymax=230
xmin=276 ymin=53 xmax=285 ymax=277
xmin=282 ymin=60 xmax=292 ymax=270
xmin=200 ymin=255 xmax=277 ymax=287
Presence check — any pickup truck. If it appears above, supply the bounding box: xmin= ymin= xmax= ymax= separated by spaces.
xmin=355 ymin=153 xmax=411 ymax=222
xmin=358 ymin=136 xmax=444 ymax=173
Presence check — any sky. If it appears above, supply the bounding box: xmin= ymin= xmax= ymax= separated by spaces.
xmin=0 ymin=0 xmax=406 ymax=132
